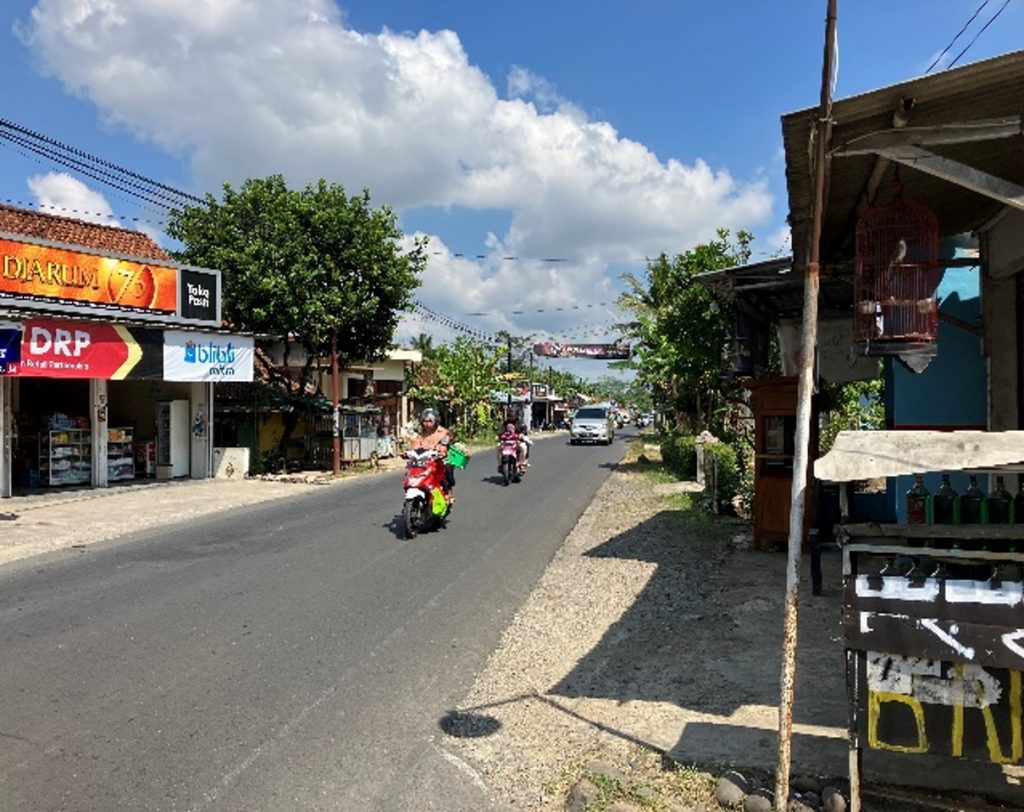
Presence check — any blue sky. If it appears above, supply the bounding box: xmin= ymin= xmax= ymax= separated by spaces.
xmin=2 ymin=0 xmax=1022 ymax=378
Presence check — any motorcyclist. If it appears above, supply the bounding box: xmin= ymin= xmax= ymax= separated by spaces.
xmin=499 ymin=409 xmax=533 ymax=469
xmin=413 ymin=408 xmax=456 ymax=502
xmin=496 ymin=417 xmax=526 ymax=472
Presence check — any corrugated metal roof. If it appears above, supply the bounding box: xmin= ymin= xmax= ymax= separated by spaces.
xmin=782 ymin=49 xmax=1024 ymax=279
xmin=696 ymin=255 xmax=853 ymax=320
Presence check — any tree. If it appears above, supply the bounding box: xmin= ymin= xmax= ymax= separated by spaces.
xmin=407 ymin=336 xmax=502 ymax=435
xmin=618 ymin=228 xmax=752 ymax=432
xmin=167 ymin=176 xmax=426 ymax=469
xmin=168 ymin=175 xmax=426 ymax=378
xmin=409 ymin=333 xmax=436 ymax=360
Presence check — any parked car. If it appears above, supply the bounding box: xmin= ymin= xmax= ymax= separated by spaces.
xmin=569 ymin=406 xmax=615 ymax=445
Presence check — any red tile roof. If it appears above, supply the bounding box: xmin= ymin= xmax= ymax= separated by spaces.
xmin=0 ymin=202 xmax=172 ymax=261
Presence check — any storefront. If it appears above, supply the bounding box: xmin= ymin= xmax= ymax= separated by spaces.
xmin=0 ymin=207 xmax=253 ymax=498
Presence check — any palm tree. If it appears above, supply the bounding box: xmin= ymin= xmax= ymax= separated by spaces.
xmin=410 ymin=332 xmax=435 ymax=360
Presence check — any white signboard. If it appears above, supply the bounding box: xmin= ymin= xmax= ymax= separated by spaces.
xmin=164 ymin=330 xmax=253 ymax=382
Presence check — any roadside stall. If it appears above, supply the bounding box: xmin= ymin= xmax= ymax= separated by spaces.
xmin=815 ymin=430 xmax=1024 ymax=809
xmin=340 ymin=405 xmax=386 ymax=463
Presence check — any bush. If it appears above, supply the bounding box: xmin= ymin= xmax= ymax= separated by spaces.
xmin=660 ymin=434 xmax=697 ymax=478
xmin=703 ymin=441 xmax=739 ymax=513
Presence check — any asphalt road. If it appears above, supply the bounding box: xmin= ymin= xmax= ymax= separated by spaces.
xmin=0 ymin=430 xmax=633 ymax=811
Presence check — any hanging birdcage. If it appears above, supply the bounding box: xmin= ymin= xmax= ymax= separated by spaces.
xmin=853 ymin=185 xmax=940 ymax=357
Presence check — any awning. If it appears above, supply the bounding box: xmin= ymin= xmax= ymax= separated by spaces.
xmin=814 ymin=430 xmax=1024 ymax=482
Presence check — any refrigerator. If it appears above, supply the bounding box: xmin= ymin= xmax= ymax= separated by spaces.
xmin=156 ymin=400 xmax=190 ymax=479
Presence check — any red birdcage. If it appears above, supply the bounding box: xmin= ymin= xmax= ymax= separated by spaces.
xmin=853 ymin=185 xmax=940 ymax=357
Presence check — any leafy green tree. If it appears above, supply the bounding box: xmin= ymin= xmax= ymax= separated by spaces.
xmin=543 ymin=366 xmax=585 ymax=403
xmin=618 ymin=228 xmax=752 ymax=432
xmin=589 ymin=375 xmax=633 ymax=405
xmin=408 ymin=336 xmax=502 ymax=435
xmin=168 ymin=175 xmax=426 ymax=378
xmin=818 ymin=377 xmax=884 ymax=453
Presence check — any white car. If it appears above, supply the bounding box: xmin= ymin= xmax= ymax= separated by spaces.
xmin=569 ymin=406 xmax=615 ymax=445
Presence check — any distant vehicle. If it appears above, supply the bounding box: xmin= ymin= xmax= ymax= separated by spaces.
xmin=635 ymin=413 xmax=654 ymax=428
xmin=569 ymin=406 xmax=615 ymax=445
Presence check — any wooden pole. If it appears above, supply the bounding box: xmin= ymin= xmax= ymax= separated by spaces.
xmin=774 ymin=2 xmax=837 ymax=809
xmin=331 ymin=331 xmax=341 ymax=475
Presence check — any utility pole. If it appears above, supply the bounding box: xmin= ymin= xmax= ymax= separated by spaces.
xmin=774 ymin=1 xmax=836 ymax=809
xmin=506 ymin=333 xmax=513 ymax=415
xmin=331 ymin=330 xmax=341 ymax=475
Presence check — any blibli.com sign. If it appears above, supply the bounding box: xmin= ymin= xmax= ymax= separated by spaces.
xmin=164 ymin=330 xmax=253 ymax=382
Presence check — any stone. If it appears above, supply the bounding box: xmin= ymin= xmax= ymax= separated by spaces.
xmin=606 ymin=803 xmax=641 ymax=812
xmin=715 ymin=770 xmax=750 ymax=807
xmin=586 ymin=758 xmax=628 ymax=785
xmin=565 ymin=778 xmax=599 ymax=812
xmin=744 ymin=789 xmax=774 ymax=812
xmin=822 ymin=786 xmax=848 ymax=812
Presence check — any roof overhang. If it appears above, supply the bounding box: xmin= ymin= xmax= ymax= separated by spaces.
xmin=697 ymin=255 xmax=852 ymax=322
xmin=782 ymin=49 xmax=1024 ymax=280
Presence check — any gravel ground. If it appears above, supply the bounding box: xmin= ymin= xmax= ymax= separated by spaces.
xmin=442 ymin=445 xmax=769 ymax=810
xmin=440 ymin=443 xmax=1021 ymax=811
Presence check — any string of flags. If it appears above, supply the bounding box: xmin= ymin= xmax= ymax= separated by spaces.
xmin=410 ymin=301 xmax=632 ymax=359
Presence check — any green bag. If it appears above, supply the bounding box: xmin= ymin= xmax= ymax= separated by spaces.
xmin=431 ymin=488 xmax=448 ymax=516
xmin=447 ymin=444 xmax=469 ymax=469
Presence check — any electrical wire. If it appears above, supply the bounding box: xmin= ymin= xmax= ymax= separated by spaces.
xmin=926 ymin=0 xmax=990 ymax=73
xmin=947 ymin=0 xmax=1013 ymax=68
xmin=0 ymin=118 xmax=204 ymax=207
xmin=0 ymin=197 xmax=171 ymax=227
xmin=0 ymin=128 xmax=183 ymax=210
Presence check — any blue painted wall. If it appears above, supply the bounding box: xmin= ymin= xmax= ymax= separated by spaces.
xmin=879 ymin=242 xmax=987 ymax=523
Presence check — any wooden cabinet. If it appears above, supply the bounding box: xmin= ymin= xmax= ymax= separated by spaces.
xmin=747 ymin=377 xmax=817 ymax=551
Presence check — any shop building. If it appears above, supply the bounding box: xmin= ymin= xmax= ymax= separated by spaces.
xmin=0 ymin=203 xmax=253 ymax=499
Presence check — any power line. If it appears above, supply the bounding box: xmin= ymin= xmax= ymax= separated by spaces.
xmin=0 ymin=197 xmax=172 ymax=228
xmin=0 ymin=118 xmax=205 ymax=207
xmin=925 ymin=0 xmax=991 ymax=73
xmin=947 ymin=0 xmax=1013 ymax=69
xmin=426 ymin=247 xmax=791 ymax=267
xmin=463 ymin=301 xmax=621 ymax=317
xmin=0 ymin=128 xmax=185 ymax=211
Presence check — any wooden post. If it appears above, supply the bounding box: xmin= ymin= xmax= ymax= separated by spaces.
xmin=332 ymin=331 xmax=341 ymax=476
xmin=774 ymin=1 xmax=837 ymax=809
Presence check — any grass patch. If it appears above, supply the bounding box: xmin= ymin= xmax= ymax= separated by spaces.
xmin=552 ymin=746 xmax=726 ymax=811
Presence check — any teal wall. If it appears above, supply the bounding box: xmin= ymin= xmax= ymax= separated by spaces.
xmin=882 ymin=242 xmax=986 ymax=523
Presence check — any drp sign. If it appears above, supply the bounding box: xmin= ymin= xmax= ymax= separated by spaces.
xmin=28 ymin=325 xmax=92 ymax=357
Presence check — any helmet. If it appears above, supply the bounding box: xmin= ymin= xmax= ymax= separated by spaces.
xmin=420 ymin=408 xmax=439 ymax=423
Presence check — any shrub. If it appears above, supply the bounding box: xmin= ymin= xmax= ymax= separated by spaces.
xmin=660 ymin=434 xmax=697 ymax=478
xmin=703 ymin=441 xmax=740 ymax=513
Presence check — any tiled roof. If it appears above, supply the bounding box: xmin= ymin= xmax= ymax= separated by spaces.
xmin=0 ymin=203 xmax=172 ymax=261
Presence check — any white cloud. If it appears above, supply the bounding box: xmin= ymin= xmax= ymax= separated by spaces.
xmin=20 ymin=0 xmax=772 ymax=245
xmin=26 ymin=172 xmax=121 ymax=227
xmin=18 ymin=0 xmax=775 ymax=376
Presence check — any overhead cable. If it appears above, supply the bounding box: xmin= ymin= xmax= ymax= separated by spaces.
xmin=947 ymin=0 xmax=1013 ymax=68
xmin=926 ymin=0 xmax=991 ymax=73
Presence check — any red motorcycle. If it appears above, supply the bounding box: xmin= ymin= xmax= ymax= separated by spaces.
xmin=401 ymin=448 xmax=451 ymax=538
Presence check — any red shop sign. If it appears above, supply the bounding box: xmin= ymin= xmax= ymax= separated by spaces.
xmin=13 ymin=319 xmax=141 ymax=379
